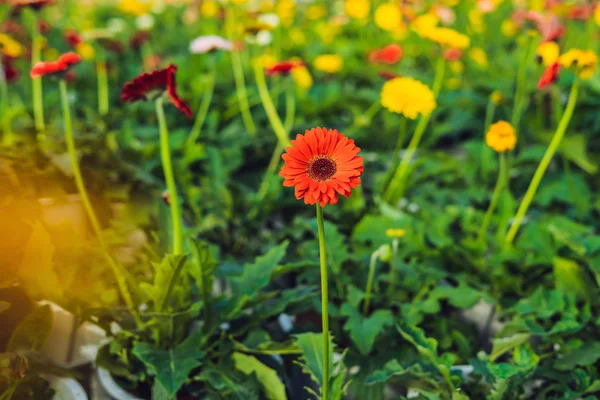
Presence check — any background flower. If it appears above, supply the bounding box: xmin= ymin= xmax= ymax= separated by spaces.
xmin=313 ymin=54 xmax=344 ymax=73
xmin=380 ymin=77 xmax=436 ymax=119
xmin=486 ymin=120 xmax=517 ymax=152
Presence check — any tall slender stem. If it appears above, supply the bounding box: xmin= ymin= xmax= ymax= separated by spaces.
xmin=386 ymin=239 xmax=399 ymax=300
xmin=390 ymin=116 xmax=407 ymax=168
xmin=59 ymin=79 xmax=140 ymax=326
xmin=505 ymin=78 xmax=580 ymax=244
xmin=480 ymin=98 xmax=497 ymax=179
xmin=249 ymin=82 xmax=295 ymax=217
xmin=227 ymin=7 xmax=256 ymax=135
xmin=362 ymin=251 xmax=379 ymax=315
xmin=477 ymin=152 xmax=506 ymax=246
xmin=188 ymin=55 xmax=217 ymax=145
xmin=32 ymin=18 xmax=45 ymax=133
xmin=97 ymin=53 xmax=109 ymax=116
xmin=254 ymin=63 xmax=292 ymax=147
xmin=316 ymin=204 xmax=329 ymax=400
xmin=155 ymin=97 xmax=183 ymax=255
xmin=382 ymin=57 xmax=446 ymax=203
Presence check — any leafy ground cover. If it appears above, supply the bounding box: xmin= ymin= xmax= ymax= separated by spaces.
xmin=2 ymin=0 xmax=600 ymax=399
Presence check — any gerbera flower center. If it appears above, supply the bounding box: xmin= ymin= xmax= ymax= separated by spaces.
xmin=307 ymin=156 xmax=337 ymax=181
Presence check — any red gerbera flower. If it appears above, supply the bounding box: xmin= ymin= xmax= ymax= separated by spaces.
xmin=279 ymin=127 xmax=363 ymax=207
xmin=64 ymin=30 xmax=83 ymax=47
xmin=121 ymin=64 xmax=192 ymax=118
xmin=266 ymin=60 xmax=304 ymax=76
xmin=537 ymin=61 xmax=560 ymax=90
xmin=369 ymin=44 xmax=403 ymax=65
xmin=3 ymin=56 xmax=19 ymax=83
xmin=443 ymin=48 xmax=463 ymax=61
xmin=11 ymin=0 xmax=53 ymax=11
xmin=30 ymin=52 xmax=81 ymax=78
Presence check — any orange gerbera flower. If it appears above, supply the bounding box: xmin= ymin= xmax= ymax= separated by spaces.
xmin=279 ymin=127 xmax=363 ymax=207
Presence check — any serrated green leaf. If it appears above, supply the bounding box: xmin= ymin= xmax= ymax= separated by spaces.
xmin=490 ymin=333 xmax=531 ymax=362
xmin=232 ymin=352 xmax=287 ymax=400
xmin=230 ymin=241 xmax=289 ymax=296
xmin=294 ymin=332 xmax=333 ymax=389
xmin=132 ymin=331 xmax=206 ymax=397
xmin=140 ymin=254 xmax=188 ymax=312
xmin=554 ymin=342 xmax=600 ymax=371
xmin=559 ymin=134 xmax=598 ymax=174
xmin=340 ymin=303 xmax=392 ymax=355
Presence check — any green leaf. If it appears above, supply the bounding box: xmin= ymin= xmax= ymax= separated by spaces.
xmin=17 ymin=222 xmax=63 ymax=300
xmin=554 ymin=342 xmax=600 ymax=371
xmin=487 ymin=363 xmax=521 ymax=379
xmin=490 ymin=333 xmax=531 ymax=362
xmin=132 ymin=332 xmax=206 ymax=397
xmin=365 ymin=360 xmax=407 ymax=384
xmin=307 ymin=219 xmax=350 ymax=275
xmin=232 ymin=352 xmax=287 ymax=400
xmin=189 ymin=240 xmax=217 ymax=294
xmin=230 ymin=241 xmax=289 ymax=296
xmin=366 ymin=360 xmax=441 ymax=393
xmin=140 ymin=254 xmax=188 ymax=312
xmin=553 ymin=257 xmax=594 ymax=301
xmin=513 ymin=344 xmax=539 ymax=371
xmin=294 ymin=332 xmax=334 ymax=389
xmin=559 ymin=134 xmax=598 ymax=174
xmin=352 ymin=215 xmax=410 ymax=248
xmin=7 ymin=304 xmax=53 ymax=352
xmin=340 ymin=303 xmax=393 ymax=355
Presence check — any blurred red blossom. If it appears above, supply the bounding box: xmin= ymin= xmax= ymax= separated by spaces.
xmin=444 ymin=48 xmax=463 ymax=61
xmin=30 ymin=52 xmax=81 ymax=78
xmin=537 ymin=61 xmax=560 ymax=90
xmin=266 ymin=60 xmax=304 ymax=76
xmin=121 ymin=64 xmax=192 ymax=118
xmin=369 ymin=44 xmax=403 ymax=65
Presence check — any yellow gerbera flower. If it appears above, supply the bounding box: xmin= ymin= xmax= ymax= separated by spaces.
xmin=291 ymin=66 xmax=313 ymax=89
xmin=0 ymin=34 xmax=23 ymax=58
xmin=469 ymin=47 xmax=488 ymax=68
xmin=201 ymin=0 xmax=219 ymax=18
xmin=486 ymin=121 xmax=517 ymax=152
xmin=537 ymin=42 xmax=560 ymax=67
xmin=253 ymin=54 xmax=278 ymax=69
xmin=118 ymin=0 xmax=152 ymax=16
xmin=306 ymin=5 xmax=327 ymax=20
xmin=374 ymin=3 xmax=402 ymax=32
xmin=386 ymin=228 xmax=406 ymax=238
xmin=276 ymin=0 xmax=295 ymax=25
xmin=345 ymin=0 xmax=370 ymax=20
xmin=313 ymin=54 xmax=344 ymax=73
xmin=419 ymin=26 xmax=470 ymax=49
xmin=380 ymin=77 xmax=436 ymax=119
xmin=76 ymin=42 xmax=95 ymax=60
xmin=558 ymin=49 xmax=598 ymax=79
xmin=411 ymin=14 xmax=438 ymax=36
xmin=595 ymin=5 xmax=600 ymax=27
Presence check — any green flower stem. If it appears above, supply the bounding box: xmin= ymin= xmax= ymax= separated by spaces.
xmin=505 ymin=78 xmax=580 ymax=244
xmin=60 ymin=80 xmax=140 ymax=326
xmin=249 ymin=83 xmax=295 ymax=219
xmin=97 ymin=53 xmax=109 ymax=116
xmin=480 ymin=97 xmax=497 ymax=179
xmin=316 ymin=204 xmax=330 ymax=400
xmin=386 ymin=239 xmax=399 ymax=300
xmin=510 ymin=34 xmax=535 ymax=131
xmin=32 ymin=19 xmax=45 ymax=133
xmin=253 ymin=63 xmax=292 ymax=147
xmin=155 ymin=97 xmax=183 ymax=255
xmin=227 ymin=7 xmax=256 ymax=136
xmin=390 ymin=116 xmax=407 ymax=168
xmin=362 ymin=250 xmax=380 ymax=315
xmin=477 ymin=152 xmax=506 ymax=246
xmin=382 ymin=57 xmax=445 ymax=203
xmin=188 ymin=54 xmax=217 ymax=145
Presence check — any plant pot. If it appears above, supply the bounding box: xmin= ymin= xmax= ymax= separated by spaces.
xmin=39 ymin=301 xmax=108 ymax=368
xmin=459 ymin=299 xmax=505 ymax=339
xmin=96 ymin=367 xmax=142 ymax=400
xmin=46 ymin=375 xmax=88 ymax=400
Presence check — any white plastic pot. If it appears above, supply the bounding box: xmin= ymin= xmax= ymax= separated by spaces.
xmin=39 ymin=301 xmax=108 ymax=368
xmin=96 ymin=367 xmax=142 ymax=400
xmin=46 ymin=376 xmax=88 ymax=400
